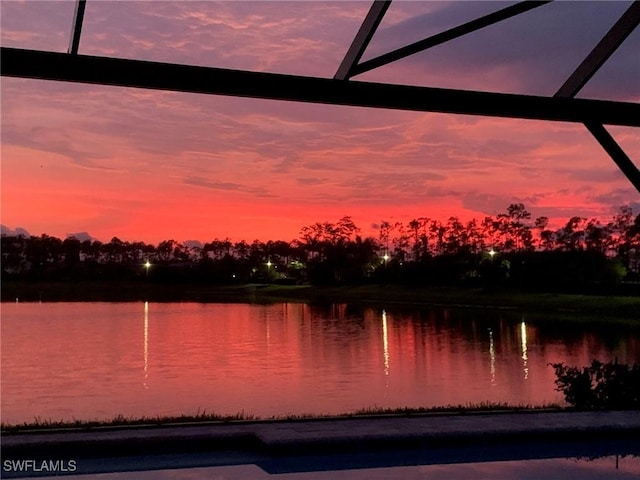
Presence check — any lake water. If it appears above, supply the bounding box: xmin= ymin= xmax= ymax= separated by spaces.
xmin=1 ymin=302 xmax=638 ymax=424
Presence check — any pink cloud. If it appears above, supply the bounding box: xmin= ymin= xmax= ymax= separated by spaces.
xmin=1 ymin=2 xmax=637 ymax=244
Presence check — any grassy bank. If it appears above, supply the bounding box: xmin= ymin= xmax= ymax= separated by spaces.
xmin=2 ymin=281 xmax=638 ymax=323
xmin=1 ymin=402 xmax=562 ymax=434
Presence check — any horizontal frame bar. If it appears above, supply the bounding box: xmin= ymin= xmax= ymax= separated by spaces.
xmin=2 ymin=47 xmax=638 ymax=126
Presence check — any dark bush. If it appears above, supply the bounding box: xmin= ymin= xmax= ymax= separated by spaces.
xmin=550 ymin=360 xmax=640 ymax=410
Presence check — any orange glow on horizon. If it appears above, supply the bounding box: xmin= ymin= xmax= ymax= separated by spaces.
xmin=1 ymin=2 xmax=638 ymax=244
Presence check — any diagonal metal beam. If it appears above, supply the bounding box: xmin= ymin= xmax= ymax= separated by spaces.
xmin=554 ymin=3 xmax=640 ymax=194
xmin=68 ymin=0 xmax=87 ymax=55
xmin=350 ymin=0 xmax=552 ymax=78
xmin=2 ymin=47 xmax=639 ymax=127
xmin=585 ymin=122 xmax=640 ymax=193
xmin=555 ymin=1 xmax=640 ymax=99
xmin=585 ymin=120 xmax=640 ymax=194
xmin=335 ymin=0 xmax=391 ymax=80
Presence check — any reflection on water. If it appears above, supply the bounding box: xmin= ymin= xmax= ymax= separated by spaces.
xmin=143 ymin=301 xmax=149 ymax=389
xmin=521 ymin=321 xmax=528 ymax=380
xmin=489 ymin=327 xmax=496 ymax=387
xmin=1 ymin=302 xmax=639 ymax=423
xmin=381 ymin=309 xmax=389 ymax=378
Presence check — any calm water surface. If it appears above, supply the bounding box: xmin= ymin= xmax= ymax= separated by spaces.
xmin=1 ymin=302 xmax=638 ymax=423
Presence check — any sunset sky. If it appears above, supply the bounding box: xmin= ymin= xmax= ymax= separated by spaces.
xmin=1 ymin=1 xmax=638 ymax=244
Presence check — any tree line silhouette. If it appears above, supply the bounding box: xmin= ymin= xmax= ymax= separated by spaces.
xmin=2 ymin=204 xmax=639 ymax=294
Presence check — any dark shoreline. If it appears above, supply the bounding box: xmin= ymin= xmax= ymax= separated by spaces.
xmin=2 ymin=281 xmax=639 ymax=323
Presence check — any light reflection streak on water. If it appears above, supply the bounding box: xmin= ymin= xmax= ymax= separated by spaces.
xmin=267 ymin=314 xmax=271 ymax=344
xmin=382 ymin=309 xmax=389 ymax=378
xmin=4 ymin=302 xmax=637 ymax=424
xmin=489 ymin=328 xmax=496 ymax=386
xmin=143 ymin=301 xmax=149 ymax=389
xmin=266 ymin=310 xmax=271 ymax=371
xmin=521 ymin=320 xmax=528 ymax=380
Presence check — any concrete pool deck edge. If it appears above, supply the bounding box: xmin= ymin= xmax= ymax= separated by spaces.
xmin=3 ymin=410 xmax=640 ymax=459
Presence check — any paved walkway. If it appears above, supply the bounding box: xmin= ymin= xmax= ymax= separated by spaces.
xmin=2 ymin=411 xmax=639 ymax=477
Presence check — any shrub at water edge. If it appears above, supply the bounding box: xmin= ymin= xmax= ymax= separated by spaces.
xmin=550 ymin=360 xmax=640 ymax=410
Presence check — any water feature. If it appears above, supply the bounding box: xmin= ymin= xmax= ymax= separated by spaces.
xmin=60 ymin=455 xmax=640 ymax=480
xmin=1 ymin=301 xmax=638 ymax=424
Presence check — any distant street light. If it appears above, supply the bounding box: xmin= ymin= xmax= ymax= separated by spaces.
xmin=266 ymin=259 xmax=272 ymax=283
xmin=144 ymin=260 xmax=151 ymax=277
xmin=383 ymin=254 xmax=389 ymax=262
xmin=488 ymin=248 xmax=497 ymax=259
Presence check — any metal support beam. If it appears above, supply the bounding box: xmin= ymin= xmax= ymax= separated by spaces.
xmin=350 ymin=1 xmax=552 ymax=78
xmin=585 ymin=122 xmax=640 ymax=193
xmin=555 ymin=1 xmax=640 ymax=99
xmin=334 ymin=0 xmax=391 ymax=80
xmin=554 ymin=2 xmax=640 ymax=194
xmin=68 ymin=0 xmax=87 ymax=55
xmin=2 ymin=47 xmax=638 ymax=127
